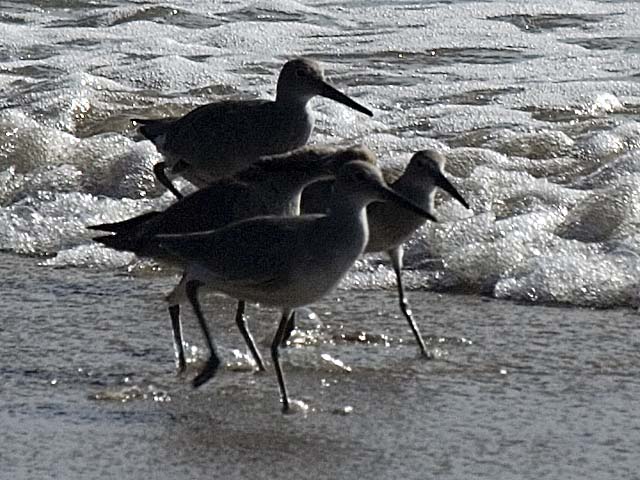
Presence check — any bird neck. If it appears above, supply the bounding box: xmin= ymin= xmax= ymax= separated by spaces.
xmin=275 ymin=87 xmax=313 ymax=107
xmin=265 ymin=172 xmax=330 ymax=215
xmin=392 ymin=176 xmax=436 ymax=212
xmin=327 ymin=194 xmax=370 ymax=238
xmin=316 ymin=195 xmax=369 ymax=266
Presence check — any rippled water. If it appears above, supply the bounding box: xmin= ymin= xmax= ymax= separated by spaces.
xmin=1 ymin=1 xmax=640 ymax=478
xmin=3 ymin=254 xmax=640 ymax=479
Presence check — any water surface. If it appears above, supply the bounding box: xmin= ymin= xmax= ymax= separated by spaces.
xmin=1 ymin=0 xmax=640 ymax=478
xmin=3 ymin=254 xmax=639 ymax=479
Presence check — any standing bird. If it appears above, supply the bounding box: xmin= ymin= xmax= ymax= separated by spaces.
xmin=89 ymin=145 xmax=375 ymax=377
xmin=364 ymin=150 xmax=470 ymax=357
xmin=153 ymin=161 xmax=438 ymax=412
xmin=134 ymin=58 xmax=373 ymax=199
xmin=285 ymin=150 xmax=470 ymax=357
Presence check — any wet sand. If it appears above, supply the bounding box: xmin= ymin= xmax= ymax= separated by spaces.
xmin=2 ymin=253 xmax=639 ymax=479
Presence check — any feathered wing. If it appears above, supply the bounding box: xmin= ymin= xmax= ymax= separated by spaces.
xmin=155 ymin=215 xmax=319 ymax=287
xmin=162 ymin=99 xmax=274 ymax=165
xmin=147 ymin=180 xmax=267 ymax=235
xmin=90 ymin=179 xmax=272 ymax=255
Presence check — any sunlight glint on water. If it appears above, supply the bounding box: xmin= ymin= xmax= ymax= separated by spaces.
xmin=1 ymin=1 xmax=640 ymax=479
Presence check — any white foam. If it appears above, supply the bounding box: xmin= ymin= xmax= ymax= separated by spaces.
xmin=555 ymin=177 xmax=640 ymax=242
xmin=577 ymin=122 xmax=640 ymax=162
xmin=1 ymin=0 xmax=640 ymax=307
xmin=494 ymin=245 xmax=640 ymax=307
xmin=486 ymin=130 xmax=575 ymax=159
xmin=0 ymin=191 xmax=161 ymax=256
xmin=41 ymin=244 xmax=136 ymax=269
xmin=0 ymin=109 xmax=79 ymax=171
xmin=94 ymin=55 xmax=233 ymax=92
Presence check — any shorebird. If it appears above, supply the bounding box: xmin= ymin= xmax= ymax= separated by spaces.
xmin=284 ymin=150 xmax=470 ymax=356
xmin=152 ymin=161 xmax=438 ymax=412
xmin=89 ymin=145 xmax=376 ymax=376
xmin=364 ymin=150 xmax=469 ymax=356
xmin=134 ymin=58 xmax=373 ymax=199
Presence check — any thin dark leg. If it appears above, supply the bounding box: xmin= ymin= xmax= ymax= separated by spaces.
xmin=234 ymin=300 xmax=266 ymax=371
xmin=153 ymin=162 xmax=184 ymax=200
xmin=186 ymin=280 xmax=221 ymax=387
xmin=168 ymin=304 xmax=187 ymax=374
xmin=389 ymin=247 xmax=432 ymax=359
xmin=280 ymin=311 xmax=297 ymax=347
xmin=271 ymin=310 xmax=294 ymax=413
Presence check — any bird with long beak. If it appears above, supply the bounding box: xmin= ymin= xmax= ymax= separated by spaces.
xmin=285 ymin=150 xmax=470 ymax=357
xmin=152 ymin=161 xmax=438 ymax=412
xmin=89 ymin=145 xmax=376 ymax=378
xmin=134 ymin=58 xmax=373 ymax=199
xmin=364 ymin=150 xmax=470 ymax=358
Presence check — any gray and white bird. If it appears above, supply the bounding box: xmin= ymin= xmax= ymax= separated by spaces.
xmin=152 ymin=161 xmax=437 ymax=412
xmin=134 ymin=58 xmax=373 ymax=198
xmin=364 ymin=150 xmax=469 ymax=357
xmin=89 ymin=145 xmax=376 ymax=377
xmin=285 ymin=150 xmax=470 ymax=357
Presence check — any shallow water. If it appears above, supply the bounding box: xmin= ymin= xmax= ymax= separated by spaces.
xmin=2 ymin=254 xmax=639 ymax=479
xmin=1 ymin=0 xmax=640 ymax=478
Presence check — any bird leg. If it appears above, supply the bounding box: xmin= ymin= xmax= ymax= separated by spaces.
xmin=168 ymin=303 xmax=187 ymax=374
xmin=389 ymin=247 xmax=432 ymax=360
xmin=186 ymin=280 xmax=221 ymax=387
xmin=234 ymin=300 xmax=266 ymax=371
xmin=153 ymin=161 xmax=184 ymax=200
xmin=279 ymin=311 xmax=297 ymax=347
xmin=271 ymin=310 xmax=295 ymax=413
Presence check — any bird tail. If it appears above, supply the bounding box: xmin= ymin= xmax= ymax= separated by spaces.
xmin=92 ymin=233 xmax=140 ymax=253
xmin=89 ymin=211 xmax=164 ymax=256
xmin=87 ymin=211 xmax=161 ymax=234
xmin=131 ymin=118 xmax=173 ymax=143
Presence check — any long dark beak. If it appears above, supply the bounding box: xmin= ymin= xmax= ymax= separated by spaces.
xmin=319 ymin=82 xmax=373 ymax=117
xmin=434 ymin=172 xmax=469 ymax=209
xmin=376 ymin=184 xmax=438 ymax=223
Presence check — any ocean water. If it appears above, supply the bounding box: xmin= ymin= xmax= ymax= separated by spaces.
xmin=1 ymin=1 xmax=640 ymax=478
xmin=2 ymin=0 xmax=640 ymax=307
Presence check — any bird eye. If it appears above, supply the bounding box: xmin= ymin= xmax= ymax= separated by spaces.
xmin=295 ymin=68 xmax=306 ymax=77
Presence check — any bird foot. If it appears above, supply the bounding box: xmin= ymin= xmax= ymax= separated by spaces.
xmin=281 ymin=398 xmax=309 ymax=415
xmin=191 ymin=359 xmax=219 ymax=388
